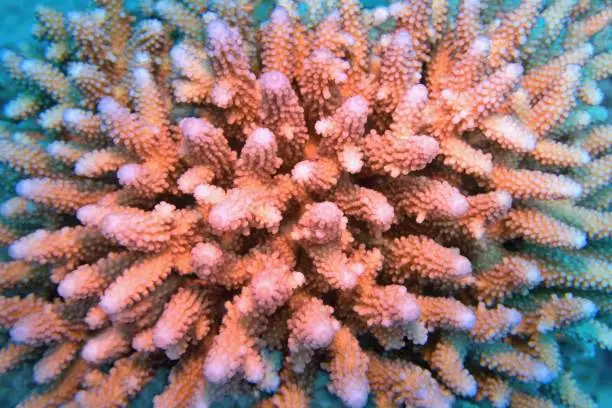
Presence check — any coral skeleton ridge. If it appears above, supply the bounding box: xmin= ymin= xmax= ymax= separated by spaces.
xmin=0 ymin=0 xmax=610 ymax=407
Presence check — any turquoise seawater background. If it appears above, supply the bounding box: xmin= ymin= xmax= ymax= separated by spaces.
xmin=0 ymin=0 xmax=609 ymax=407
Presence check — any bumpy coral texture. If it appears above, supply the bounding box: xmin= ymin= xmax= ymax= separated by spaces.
xmin=0 ymin=0 xmax=610 ymax=407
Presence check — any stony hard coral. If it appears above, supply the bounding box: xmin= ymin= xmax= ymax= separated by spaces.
xmin=0 ymin=0 xmax=610 ymax=407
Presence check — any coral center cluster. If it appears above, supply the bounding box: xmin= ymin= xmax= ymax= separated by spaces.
xmin=0 ymin=0 xmax=610 ymax=407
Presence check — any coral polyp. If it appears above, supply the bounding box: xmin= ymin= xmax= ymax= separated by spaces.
xmin=0 ymin=0 xmax=610 ymax=407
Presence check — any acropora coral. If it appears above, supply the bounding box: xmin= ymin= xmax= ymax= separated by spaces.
xmin=0 ymin=0 xmax=610 ymax=406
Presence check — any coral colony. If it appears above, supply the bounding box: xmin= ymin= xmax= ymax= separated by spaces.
xmin=0 ymin=0 xmax=610 ymax=406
